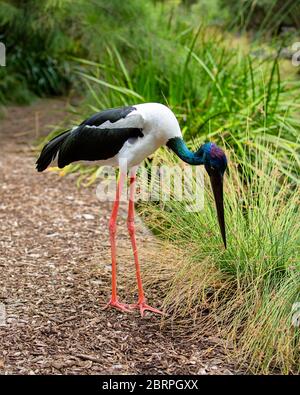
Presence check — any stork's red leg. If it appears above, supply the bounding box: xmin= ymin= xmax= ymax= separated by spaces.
xmin=104 ymin=171 xmax=131 ymax=313
xmin=127 ymin=168 xmax=163 ymax=317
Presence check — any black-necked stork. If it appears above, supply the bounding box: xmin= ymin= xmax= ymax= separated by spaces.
xmin=36 ymin=103 xmax=227 ymax=316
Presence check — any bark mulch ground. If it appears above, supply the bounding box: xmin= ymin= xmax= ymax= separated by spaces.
xmin=0 ymin=99 xmax=241 ymax=375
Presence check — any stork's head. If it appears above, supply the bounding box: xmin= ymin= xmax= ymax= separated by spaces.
xmin=197 ymin=142 xmax=227 ymax=248
xmin=198 ymin=142 xmax=227 ymax=176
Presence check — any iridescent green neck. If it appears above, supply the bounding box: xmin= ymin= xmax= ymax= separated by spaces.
xmin=166 ymin=137 xmax=204 ymax=165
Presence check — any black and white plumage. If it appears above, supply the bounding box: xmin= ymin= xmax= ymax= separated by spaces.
xmin=36 ymin=102 xmax=228 ymax=316
xmin=36 ymin=103 xmax=181 ymax=172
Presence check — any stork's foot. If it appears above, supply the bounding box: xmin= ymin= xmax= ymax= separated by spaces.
xmin=104 ymin=298 xmax=132 ymax=313
xmin=129 ymin=301 xmax=163 ymax=317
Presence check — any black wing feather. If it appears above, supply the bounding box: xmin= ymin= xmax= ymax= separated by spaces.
xmin=80 ymin=106 xmax=136 ymax=127
xmin=57 ymin=126 xmax=143 ymax=168
xmin=36 ymin=129 xmax=71 ymax=172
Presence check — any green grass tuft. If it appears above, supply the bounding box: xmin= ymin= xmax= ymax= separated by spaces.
xmin=138 ymin=148 xmax=300 ymax=374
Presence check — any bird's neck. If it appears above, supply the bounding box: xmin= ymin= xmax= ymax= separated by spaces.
xmin=166 ymin=137 xmax=205 ymax=165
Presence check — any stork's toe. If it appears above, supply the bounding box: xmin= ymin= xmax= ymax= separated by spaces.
xmin=129 ymin=301 xmax=163 ymax=317
xmin=104 ymin=298 xmax=132 ymax=313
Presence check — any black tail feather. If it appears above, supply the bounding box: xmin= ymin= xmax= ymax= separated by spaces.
xmin=36 ymin=130 xmax=71 ymax=172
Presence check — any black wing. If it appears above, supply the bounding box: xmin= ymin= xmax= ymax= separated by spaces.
xmin=57 ymin=126 xmax=143 ymax=168
xmin=80 ymin=106 xmax=137 ymax=127
xmin=36 ymin=106 xmax=144 ymax=171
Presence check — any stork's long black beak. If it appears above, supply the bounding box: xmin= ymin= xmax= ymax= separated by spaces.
xmin=209 ymin=170 xmax=226 ymax=249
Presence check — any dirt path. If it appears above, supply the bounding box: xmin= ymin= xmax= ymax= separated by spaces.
xmin=0 ymin=99 xmax=238 ymax=375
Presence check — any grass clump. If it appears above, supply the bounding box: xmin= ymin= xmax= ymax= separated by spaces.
xmin=138 ymin=148 xmax=300 ymax=374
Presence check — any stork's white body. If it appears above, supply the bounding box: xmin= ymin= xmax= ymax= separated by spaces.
xmin=83 ymin=103 xmax=182 ymax=168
